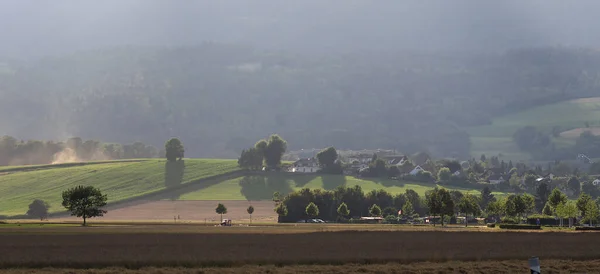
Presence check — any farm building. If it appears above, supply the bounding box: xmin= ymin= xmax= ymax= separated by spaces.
xmin=291 ymin=158 xmax=319 ymax=173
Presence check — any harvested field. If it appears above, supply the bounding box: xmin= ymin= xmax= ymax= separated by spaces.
xmin=2 ymin=260 xmax=600 ymax=273
xmin=560 ymin=127 xmax=600 ymax=138
xmin=1 ymin=228 xmax=600 ymax=269
xmin=99 ymin=200 xmax=277 ymax=222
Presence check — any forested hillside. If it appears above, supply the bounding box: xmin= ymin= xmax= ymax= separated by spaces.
xmin=2 ymin=46 xmax=600 ymax=158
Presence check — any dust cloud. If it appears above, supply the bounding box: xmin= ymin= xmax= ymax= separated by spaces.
xmin=51 ymin=147 xmax=111 ymax=164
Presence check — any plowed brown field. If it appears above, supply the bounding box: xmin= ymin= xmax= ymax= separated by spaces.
xmin=1 ymin=229 xmax=600 ymax=270
xmin=0 ymin=260 xmax=598 ymax=274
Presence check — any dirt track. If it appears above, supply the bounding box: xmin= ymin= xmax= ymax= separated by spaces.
xmin=53 ymin=200 xmax=277 ymax=223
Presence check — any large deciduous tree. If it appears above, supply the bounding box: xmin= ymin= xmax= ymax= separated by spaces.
xmin=165 ymin=138 xmax=184 ymax=161
xmin=457 ymin=194 xmax=481 ymax=227
xmin=548 ymin=188 xmax=567 ymax=213
xmin=238 ymin=147 xmax=263 ymax=170
xmin=426 ymin=187 xmax=454 ymax=226
xmin=264 ymin=135 xmax=287 ymax=169
xmin=61 ymin=185 xmax=107 ymax=226
xmin=316 ymin=147 xmax=342 ymax=174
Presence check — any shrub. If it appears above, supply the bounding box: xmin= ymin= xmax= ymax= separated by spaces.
xmin=526 ymin=215 xmax=569 ymax=226
xmin=500 ymin=217 xmax=519 ymax=224
xmin=486 ymin=223 xmax=496 ymax=228
xmin=499 ymin=224 xmax=541 ymax=230
xmin=383 ymin=215 xmax=399 ymax=224
xmin=575 ymin=226 xmax=600 ymax=231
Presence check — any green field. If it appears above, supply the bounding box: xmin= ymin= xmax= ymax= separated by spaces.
xmin=467 ymin=97 xmax=600 ymax=161
xmin=0 ymin=159 xmax=239 ymax=216
xmin=179 ymin=174 xmax=506 ymax=201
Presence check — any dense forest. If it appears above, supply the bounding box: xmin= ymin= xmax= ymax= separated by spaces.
xmin=2 ymin=46 xmax=600 ymax=159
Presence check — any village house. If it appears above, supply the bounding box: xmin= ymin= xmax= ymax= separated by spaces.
xmin=291 ymin=158 xmax=319 ymax=173
xmin=488 ymin=174 xmax=506 ymax=184
xmin=409 ymin=165 xmax=425 ymax=176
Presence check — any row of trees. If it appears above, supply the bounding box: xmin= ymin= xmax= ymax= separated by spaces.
xmin=274 ymin=184 xmax=493 ymax=224
xmin=0 ymin=135 xmax=160 ymax=166
xmin=274 ymin=183 xmax=600 ymax=226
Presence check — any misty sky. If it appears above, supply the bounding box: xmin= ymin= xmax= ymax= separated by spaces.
xmin=1 ymin=0 xmax=599 ymax=58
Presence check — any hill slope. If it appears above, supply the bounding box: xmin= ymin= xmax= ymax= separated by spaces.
xmin=0 ymin=159 xmax=239 ymax=216
xmin=468 ymin=97 xmax=600 ymax=161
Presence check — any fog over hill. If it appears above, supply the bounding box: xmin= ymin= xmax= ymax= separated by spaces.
xmin=1 ymin=1 xmax=600 ymax=160
xmin=2 ymin=0 xmax=600 ymax=58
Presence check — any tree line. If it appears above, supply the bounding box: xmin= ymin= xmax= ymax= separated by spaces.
xmin=274 ymin=183 xmax=600 ymax=226
xmin=0 ymin=135 xmax=160 ymax=166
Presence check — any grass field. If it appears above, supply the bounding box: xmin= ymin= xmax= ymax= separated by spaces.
xmin=0 ymin=224 xmax=599 ymax=272
xmin=467 ymin=97 xmax=600 ymax=161
xmin=178 ymin=174 xmax=507 ymax=201
xmin=0 ymin=159 xmax=239 ymax=216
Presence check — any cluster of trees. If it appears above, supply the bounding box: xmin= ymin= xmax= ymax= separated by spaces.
xmin=0 ymin=135 xmax=159 ymax=166
xmin=238 ymin=135 xmax=287 ymax=170
xmin=4 ymin=46 xmax=600 ymax=159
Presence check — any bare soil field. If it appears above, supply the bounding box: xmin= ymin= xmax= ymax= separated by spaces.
xmin=1 ymin=229 xmax=599 ymax=270
xmin=1 ymin=260 xmax=599 ymax=273
xmin=560 ymin=127 xmax=600 ymax=138
xmin=51 ymin=200 xmax=277 ymax=223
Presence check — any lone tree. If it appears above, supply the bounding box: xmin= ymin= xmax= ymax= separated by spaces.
xmin=27 ymin=199 xmax=50 ymax=220
xmin=61 ymin=185 xmax=107 ymax=226
xmin=247 ymin=205 xmax=255 ymax=224
xmin=165 ymin=138 xmax=185 ymax=161
xmin=306 ymin=202 xmax=319 ymax=220
xmin=337 ymin=202 xmax=350 ymax=218
xmin=216 ymin=203 xmax=228 ymax=222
